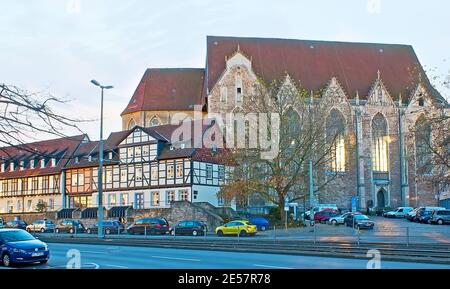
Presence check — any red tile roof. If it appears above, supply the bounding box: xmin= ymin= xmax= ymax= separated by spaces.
xmin=121 ymin=68 xmax=206 ymax=115
xmin=0 ymin=135 xmax=86 ymax=178
xmin=206 ymin=36 xmax=438 ymax=102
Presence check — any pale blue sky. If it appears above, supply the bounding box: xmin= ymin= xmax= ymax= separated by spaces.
xmin=0 ymin=0 xmax=449 ymax=140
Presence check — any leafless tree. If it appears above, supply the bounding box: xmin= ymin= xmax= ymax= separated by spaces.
xmin=0 ymin=83 xmax=84 ymax=156
xmin=218 ymin=77 xmax=346 ymax=222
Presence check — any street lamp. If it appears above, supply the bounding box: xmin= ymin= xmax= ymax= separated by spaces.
xmin=91 ymin=79 xmax=113 ymax=238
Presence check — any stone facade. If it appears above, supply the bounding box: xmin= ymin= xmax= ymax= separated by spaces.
xmin=206 ymin=50 xmax=446 ymax=211
xmin=122 ymin=110 xmax=206 ymax=130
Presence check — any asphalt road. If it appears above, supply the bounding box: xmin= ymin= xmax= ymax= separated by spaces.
xmin=2 ymin=243 xmax=449 ymax=269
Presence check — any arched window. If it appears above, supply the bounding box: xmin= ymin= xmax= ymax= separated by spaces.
xmin=415 ymin=116 xmax=432 ymax=174
xmin=128 ymin=119 xmax=136 ymax=130
xmin=148 ymin=117 xmax=161 ymax=127
xmin=326 ymin=109 xmax=346 ymax=172
xmin=372 ymin=113 xmax=389 ymax=172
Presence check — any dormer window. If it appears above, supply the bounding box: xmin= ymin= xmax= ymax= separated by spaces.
xmin=51 ymin=158 xmax=56 ymax=167
xmin=1 ymin=163 xmax=5 ymax=172
xmin=180 ymin=143 xmax=186 ymax=149
xmin=30 ymin=160 xmax=35 ymax=169
xmin=10 ymin=162 xmax=15 ymax=171
xmin=88 ymin=155 xmax=92 ymax=162
xmin=75 ymin=157 xmax=79 ymax=164
xmin=108 ymin=152 xmax=113 ymax=160
xmin=20 ymin=161 xmax=25 ymax=170
xmin=40 ymin=159 xmax=46 ymax=168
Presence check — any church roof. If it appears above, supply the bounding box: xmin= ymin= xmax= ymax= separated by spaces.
xmin=206 ymin=36 xmax=442 ymax=102
xmin=121 ymin=68 xmax=205 ymax=115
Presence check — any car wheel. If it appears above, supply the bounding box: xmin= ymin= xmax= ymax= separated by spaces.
xmin=39 ymin=260 xmax=48 ymax=264
xmin=331 ymin=220 xmax=337 ymax=226
xmin=438 ymin=219 xmax=444 ymax=225
xmin=69 ymin=228 xmax=74 ymax=234
xmin=105 ymin=228 xmax=111 ymax=235
xmin=192 ymin=230 xmax=198 ymax=236
xmin=40 ymin=228 xmax=45 ymax=233
xmin=240 ymin=230 xmax=247 ymax=237
xmin=26 ymin=228 xmax=31 ymax=233
xmin=55 ymin=228 xmax=60 ymax=234
xmin=170 ymin=230 xmax=175 ymax=236
xmin=217 ymin=230 xmax=223 ymax=236
xmin=427 ymin=219 xmax=432 ymax=224
xmin=2 ymin=254 xmax=12 ymax=267
xmin=260 ymin=226 xmax=266 ymax=231
xmin=87 ymin=229 xmax=91 ymax=234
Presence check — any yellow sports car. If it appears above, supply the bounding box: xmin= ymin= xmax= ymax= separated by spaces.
xmin=215 ymin=220 xmax=257 ymax=236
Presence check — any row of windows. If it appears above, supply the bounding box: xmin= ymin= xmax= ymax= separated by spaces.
xmin=4 ymin=198 xmax=54 ymax=213
xmin=324 ymin=110 xmax=432 ymax=174
xmin=0 ymin=175 xmax=60 ymax=197
xmin=106 ymin=190 xmax=190 ymax=208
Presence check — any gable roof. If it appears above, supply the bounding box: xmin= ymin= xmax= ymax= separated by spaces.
xmin=206 ymin=36 xmax=442 ymax=103
xmin=0 ymin=135 xmax=86 ymax=178
xmin=121 ymin=68 xmax=206 ymax=115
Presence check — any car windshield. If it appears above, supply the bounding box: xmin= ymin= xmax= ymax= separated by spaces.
xmin=0 ymin=230 xmax=35 ymax=242
xmin=355 ymin=215 xmax=369 ymax=220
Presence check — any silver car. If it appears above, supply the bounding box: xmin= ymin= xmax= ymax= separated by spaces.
xmin=329 ymin=212 xmax=361 ymax=225
xmin=26 ymin=220 xmax=55 ymax=233
xmin=431 ymin=210 xmax=450 ymax=225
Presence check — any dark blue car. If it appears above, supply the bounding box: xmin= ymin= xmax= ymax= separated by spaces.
xmin=0 ymin=229 xmax=50 ymax=267
xmin=248 ymin=217 xmax=270 ymax=231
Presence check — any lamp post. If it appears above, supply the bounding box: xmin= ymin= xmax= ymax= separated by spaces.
xmin=91 ymin=80 xmax=113 ymax=239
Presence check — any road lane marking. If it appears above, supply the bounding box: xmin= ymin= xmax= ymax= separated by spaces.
xmin=151 ymin=256 xmax=201 ymax=262
xmin=80 ymin=250 xmax=108 ymax=255
xmin=105 ymin=264 xmax=128 ymax=269
xmin=253 ymin=264 xmax=293 ymax=269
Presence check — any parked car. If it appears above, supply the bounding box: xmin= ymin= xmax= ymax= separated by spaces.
xmin=5 ymin=220 xmax=27 ymax=230
xmin=303 ymin=204 xmax=338 ymax=220
xmin=418 ymin=210 xmax=436 ymax=224
xmin=86 ymin=220 xmax=124 ymax=235
xmin=0 ymin=229 xmax=50 ymax=267
xmin=329 ymin=212 xmax=361 ymax=225
xmin=55 ymin=219 xmax=85 ymax=234
xmin=26 ymin=220 xmax=55 ymax=233
xmin=383 ymin=207 xmax=414 ymax=218
xmin=248 ymin=217 xmax=270 ymax=231
xmin=169 ymin=220 xmax=207 ymax=236
xmin=414 ymin=207 xmax=446 ymax=223
xmin=127 ymin=218 xmax=169 ymax=235
xmin=344 ymin=214 xmax=375 ymax=230
xmin=215 ymin=220 xmax=257 ymax=236
xmin=431 ymin=210 xmax=450 ymax=225
xmin=406 ymin=208 xmax=419 ymax=222
xmin=314 ymin=210 xmax=340 ymax=224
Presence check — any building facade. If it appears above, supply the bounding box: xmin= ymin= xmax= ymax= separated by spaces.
xmin=121 ymin=36 xmax=449 ymax=211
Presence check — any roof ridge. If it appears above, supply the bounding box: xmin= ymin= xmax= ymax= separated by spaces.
xmin=207 ymin=35 xmax=413 ymax=47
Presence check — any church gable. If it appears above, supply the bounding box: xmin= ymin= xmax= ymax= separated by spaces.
xmin=367 ymin=71 xmax=395 ymax=106
xmin=408 ymin=82 xmax=432 ymax=109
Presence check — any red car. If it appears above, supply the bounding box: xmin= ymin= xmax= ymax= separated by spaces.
xmin=314 ymin=210 xmax=340 ymax=223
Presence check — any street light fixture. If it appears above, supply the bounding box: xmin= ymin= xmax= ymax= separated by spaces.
xmin=91 ymin=79 xmax=113 ymax=239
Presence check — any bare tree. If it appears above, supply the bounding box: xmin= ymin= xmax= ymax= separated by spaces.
xmin=408 ymin=66 xmax=450 ymax=200
xmin=218 ymin=77 xmax=345 ymax=222
xmin=0 ymin=83 xmax=84 ymax=155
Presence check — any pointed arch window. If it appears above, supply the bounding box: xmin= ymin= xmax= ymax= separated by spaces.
xmin=326 ymin=109 xmax=346 ymax=172
xmin=415 ymin=116 xmax=432 ymax=175
xmin=128 ymin=119 xmax=136 ymax=130
xmin=235 ymin=73 xmax=243 ymax=103
xmin=372 ymin=113 xmax=389 ymax=172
